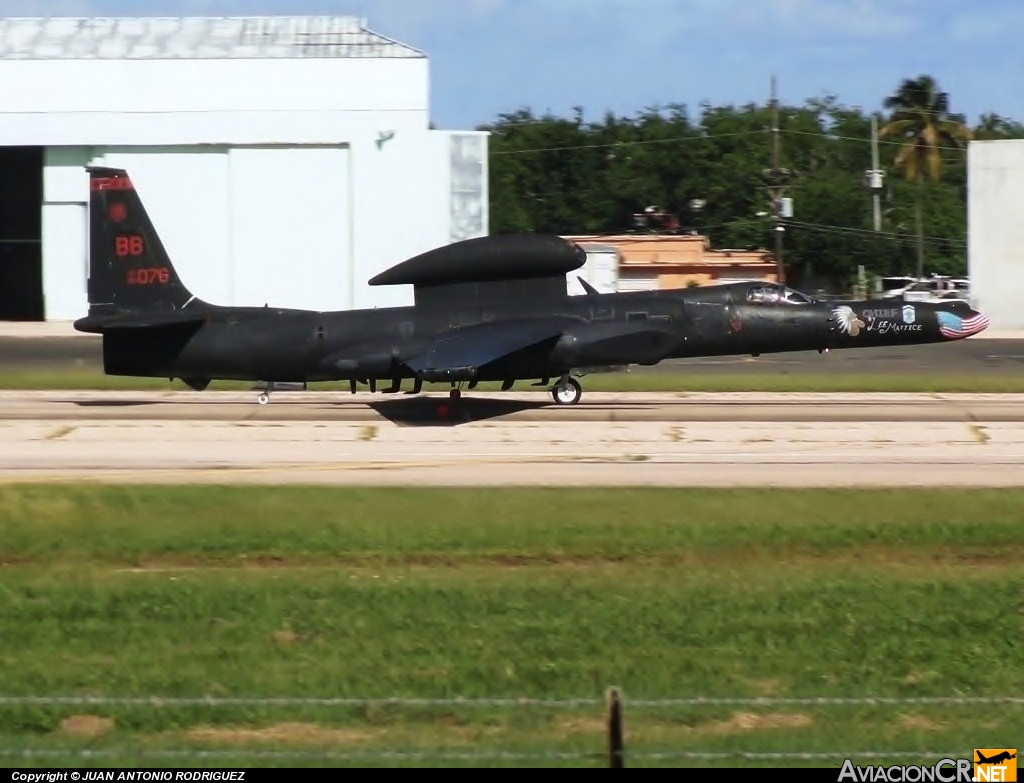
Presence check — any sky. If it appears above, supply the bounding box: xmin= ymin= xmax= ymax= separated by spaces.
xmin=4 ymin=0 xmax=1023 ymax=130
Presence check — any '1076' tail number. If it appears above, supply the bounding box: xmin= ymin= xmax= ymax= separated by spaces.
xmin=126 ymin=267 xmax=170 ymax=285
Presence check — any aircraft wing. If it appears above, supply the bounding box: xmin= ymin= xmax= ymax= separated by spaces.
xmin=403 ymin=319 xmax=567 ymax=382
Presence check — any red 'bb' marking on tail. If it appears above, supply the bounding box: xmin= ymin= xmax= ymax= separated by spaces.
xmin=114 ymin=235 xmax=145 ymax=257
xmin=91 ymin=177 xmax=134 ymax=191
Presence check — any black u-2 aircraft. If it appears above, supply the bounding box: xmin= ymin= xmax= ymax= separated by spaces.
xmin=75 ymin=166 xmax=989 ymax=405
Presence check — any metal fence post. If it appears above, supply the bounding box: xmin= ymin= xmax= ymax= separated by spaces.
xmin=606 ymin=686 xmax=624 ymax=768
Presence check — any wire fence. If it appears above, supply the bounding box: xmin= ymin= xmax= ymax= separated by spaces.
xmin=1 ymin=695 xmax=1022 ymax=708
xmin=2 ymin=693 xmax=1016 ymax=767
xmin=0 ymin=748 xmax=970 ymax=763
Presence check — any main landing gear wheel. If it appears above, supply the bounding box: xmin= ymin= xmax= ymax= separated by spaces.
xmin=449 ymin=388 xmax=462 ymax=401
xmin=256 ymin=381 xmax=276 ymax=405
xmin=551 ymin=377 xmax=582 ymax=405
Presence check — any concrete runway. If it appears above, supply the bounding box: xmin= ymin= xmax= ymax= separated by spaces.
xmin=1 ymin=390 xmax=1022 ymax=486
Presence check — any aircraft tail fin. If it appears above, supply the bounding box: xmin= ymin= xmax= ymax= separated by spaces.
xmin=86 ymin=167 xmax=198 ymax=316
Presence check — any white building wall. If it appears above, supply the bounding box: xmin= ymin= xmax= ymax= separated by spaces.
xmin=97 ymin=144 xmax=354 ymax=312
xmin=968 ymin=140 xmax=1024 ymax=331
xmin=99 ymin=146 xmax=233 ymax=306
xmin=227 ymin=146 xmax=351 ymax=310
xmin=40 ymin=131 xmax=489 ymax=318
xmin=42 ymin=147 xmax=91 ymax=320
xmin=347 ymin=131 xmax=447 ymax=310
xmin=21 ymin=34 xmax=489 ymax=320
xmin=348 ymin=130 xmax=489 ymax=311
xmin=0 ymin=58 xmax=429 ymax=145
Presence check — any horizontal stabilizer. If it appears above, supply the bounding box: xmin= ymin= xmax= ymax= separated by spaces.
xmin=404 ymin=319 xmax=568 ymax=380
xmin=73 ymin=311 xmax=207 ymax=334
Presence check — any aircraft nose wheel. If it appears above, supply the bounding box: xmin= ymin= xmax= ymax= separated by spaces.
xmin=551 ymin=377 xmax=582 ymax=405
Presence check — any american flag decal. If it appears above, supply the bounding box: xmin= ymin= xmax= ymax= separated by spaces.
xmin=937 ymin=310 xmax=989 ymax=339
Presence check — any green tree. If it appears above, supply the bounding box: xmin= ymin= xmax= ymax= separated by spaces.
xmin=879 ymin=75 xmax=971 ymax=279
xmin=483 ymin=86 xmax=982 ymax=290
xmin=974 ymin=112 xmax=1024 ymax=140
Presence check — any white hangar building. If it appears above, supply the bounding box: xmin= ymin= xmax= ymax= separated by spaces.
xmin=0 ymin=15 xmax=488 ymax=321
xmin=968 ymin=139 xmax=1024 ymax=331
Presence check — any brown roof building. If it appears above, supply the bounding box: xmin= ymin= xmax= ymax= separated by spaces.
xmin=564 ymin=234 xmax=779 ymax=291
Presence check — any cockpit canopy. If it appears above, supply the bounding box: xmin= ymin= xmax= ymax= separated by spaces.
xmin=745 ymin=283 xmax=815 ymax=305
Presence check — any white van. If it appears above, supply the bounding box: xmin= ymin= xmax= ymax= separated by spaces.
xmin=881 ymin=276 xmax=970 ymax=303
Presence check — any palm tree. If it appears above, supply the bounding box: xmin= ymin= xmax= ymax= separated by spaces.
xmin=879 ymin=76 xmax=970 ymax=279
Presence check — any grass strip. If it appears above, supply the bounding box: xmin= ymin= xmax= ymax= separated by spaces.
xmin=0 ymin=485 xmax=1019 ymax=766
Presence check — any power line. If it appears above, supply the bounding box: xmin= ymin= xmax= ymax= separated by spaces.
xmin=478 ymin=105 xmax=996 ymax=129
xmin=782 ymin=127 xmax=969 ymax=154
xmin=488 ymin=123 xmax=975 ymax=159
xmin=488 ymin=122 xmax=974 ymax=157
xmin=784 ymin=219 xmax=967 ymax=247
xmin=786 ymin=223 xmax=966 ymax=249
xmin=567 ymin=219 xmax=765 ymax=240
xmin=567 ymin=218 xmax=966 ymax=249
xmin=491 ymin=129 xmax=768 ymax=156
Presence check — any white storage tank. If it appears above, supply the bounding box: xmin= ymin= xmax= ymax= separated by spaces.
xmin=567 ymin=243 xmax=619 ymax=295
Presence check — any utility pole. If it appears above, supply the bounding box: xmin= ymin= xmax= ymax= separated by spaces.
xmin=763 ymin=76 xmax=790 ymax=284
xmin=862 ymin=115 xmax=887 ymax=297
xmin=867 ymin=115 xmax=884 ymax=232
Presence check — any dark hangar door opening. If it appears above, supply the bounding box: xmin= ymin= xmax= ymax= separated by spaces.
xmin=0 ymin=147 xmax=44 ymax=321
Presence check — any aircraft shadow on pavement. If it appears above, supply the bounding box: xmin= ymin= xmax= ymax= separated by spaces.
xmin=368 ymin=395 xmax=550 ymax=426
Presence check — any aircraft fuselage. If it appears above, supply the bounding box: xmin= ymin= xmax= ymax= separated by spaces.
xmin=76 ymin=166 xmax=988 ymax=403
xmin=91 ymin=285 xmax=982 ymax=388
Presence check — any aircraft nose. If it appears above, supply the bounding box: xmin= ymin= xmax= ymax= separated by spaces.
xmin=936 ymin=306 xmax=989 ymax=339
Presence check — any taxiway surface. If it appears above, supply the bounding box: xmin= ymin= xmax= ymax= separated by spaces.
xmin=0 ymin=391 xmax=1021 ymax=486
